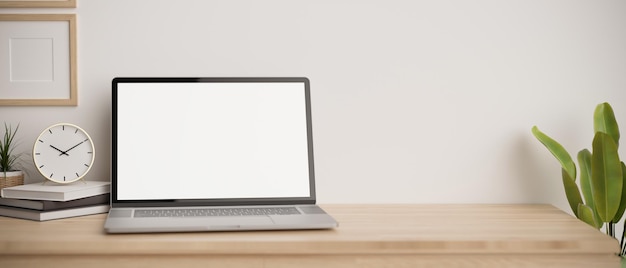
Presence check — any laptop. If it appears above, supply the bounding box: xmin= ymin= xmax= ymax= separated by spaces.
xmin=104 ymin=77 xmax=338 ymax=233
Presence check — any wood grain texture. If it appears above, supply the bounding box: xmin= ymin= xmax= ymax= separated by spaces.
xmin=0 ymin=204 xmax=620 ymax=268
xmin=0 ymin=0 xmax=76 ymax=8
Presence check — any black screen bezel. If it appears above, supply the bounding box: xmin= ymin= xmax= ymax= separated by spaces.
xmin=111 ymin=77 xmax=316 ymax=208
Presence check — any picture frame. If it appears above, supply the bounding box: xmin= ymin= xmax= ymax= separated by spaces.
xmin=0 ymin=14 xmax=77 ymax=106
xmin=0 ymin=0 xmax=76 ymax=8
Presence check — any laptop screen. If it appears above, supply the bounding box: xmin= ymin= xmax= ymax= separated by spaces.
xmin=112 ymin=77 xmax=315 ymax=207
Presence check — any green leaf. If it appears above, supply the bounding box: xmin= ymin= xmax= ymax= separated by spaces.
xmin=578 ymin=203 xmax=601 ymax=229
xmin=532 ymin=126 xmax=577 ymax=180
xmin=0 ymin=123 xmax=19 ymax=172
xmin=591 ymin=132 xmax=623 ymax=222
xmin=579 ymin=149 xmax=593 ymax=206
xmin=578 ymin=149 xmax=603 ymax=225
xmin=613 ymin=162 xmax=626 ymax=223
xmin=562 ymin=168 xmax=584 ymax=218
xmin=594 ymin=102 xmax=620 ymax=148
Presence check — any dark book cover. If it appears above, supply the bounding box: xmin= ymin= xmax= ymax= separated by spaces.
xmin=0 ymin=194 xmax=109 ymax=211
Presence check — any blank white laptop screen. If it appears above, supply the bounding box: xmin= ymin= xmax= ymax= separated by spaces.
xmin=115 ymin=80 xmax=311 ymax=200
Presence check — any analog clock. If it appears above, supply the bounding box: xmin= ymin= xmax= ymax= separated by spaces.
xmin=33 ymin=123 xmax=95 ymax=184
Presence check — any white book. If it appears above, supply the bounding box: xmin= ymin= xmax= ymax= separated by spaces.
xmin=0 ymin=204 xmax=110 ymax=221
xmin=1 ymin=181 xmax=110 ymax=201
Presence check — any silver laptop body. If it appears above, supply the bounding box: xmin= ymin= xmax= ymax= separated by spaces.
xmin=104 ymin=77 xmax=338 ymax=233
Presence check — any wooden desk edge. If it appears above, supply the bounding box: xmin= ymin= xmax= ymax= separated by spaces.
xmin=0 ymin=204 xmax=620 ymax=258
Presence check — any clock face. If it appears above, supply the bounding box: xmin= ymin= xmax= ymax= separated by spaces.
xmin=33 ymin=123 xmax=95 ymax=184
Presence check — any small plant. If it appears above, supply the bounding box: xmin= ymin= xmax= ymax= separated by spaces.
xmin=0 ymin=123 xmax=20 ymax=173
xmin=532 ymin=102 xmax=626 ymax=256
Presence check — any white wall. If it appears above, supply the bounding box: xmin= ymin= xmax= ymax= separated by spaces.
xmin=1 ymin=0 xmax=625 ymax=214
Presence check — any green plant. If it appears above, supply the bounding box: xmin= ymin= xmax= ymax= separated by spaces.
xmin=0 ymin=123 xmax=20 ymax=172
xmin=532 ymin=102 xmax=626 ymax=256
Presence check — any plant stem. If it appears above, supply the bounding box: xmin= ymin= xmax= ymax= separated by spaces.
xmin=622 ymin=221 xmax=626 ymax=256
xmin=611 ymin=223 xmax=617 ymax=239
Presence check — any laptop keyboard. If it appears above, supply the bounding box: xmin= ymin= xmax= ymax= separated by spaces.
xmin=134 ymin=207 xmax=301 ymax=218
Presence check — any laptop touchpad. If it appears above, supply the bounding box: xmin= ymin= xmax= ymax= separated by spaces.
xmin=206 ymin=216 xmax=273 ymax=227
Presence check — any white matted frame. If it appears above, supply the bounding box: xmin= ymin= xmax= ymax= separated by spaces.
xmin=0 ymin=14 xmax=77 ymax=106
xmin=0 ymin=0 xmax=76 ymax=8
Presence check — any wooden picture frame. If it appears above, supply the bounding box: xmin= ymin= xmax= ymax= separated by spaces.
xmin=0 ymin=14 xmax=77 ymax=106
xmin=0 ymin=0 xmax=76 ymax=8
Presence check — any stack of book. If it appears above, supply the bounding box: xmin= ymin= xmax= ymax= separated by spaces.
xmin=0 ymin=181 xmax=110 ymax=221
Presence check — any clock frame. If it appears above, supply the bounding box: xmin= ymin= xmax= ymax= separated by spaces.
xmin=33 ymin=123 xmax=95 ymax=184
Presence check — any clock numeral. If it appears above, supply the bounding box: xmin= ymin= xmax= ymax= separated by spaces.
xmin=50 ymin=173 xmax=53 ymax=178
xmin=75 ymin=129 xmax=78 ymax=134
xmin=62 ymin=125 xmax=65 ymax=131
xmin=63 ymin=176 xmax=66 ymax=181
xmin=84 ymin=164 xmax=90 ymax=167
xmin=38 ymin=139 xmax=44 ymax=143
xmin=39 ymin=165 xmax=44 ymax=168
xmin=76 ymin=173 xmax=80 ymax=177
xmin=48 ymin=129 xmax=52 ymax=134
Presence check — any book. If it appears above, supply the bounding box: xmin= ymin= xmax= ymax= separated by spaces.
xmin=0 ymin=181 xmax=110 ymax=201
xmin=0 ymin=204 xmax=110 ymax=221
xmin=0 ymin=193 xmax=109 ymax=211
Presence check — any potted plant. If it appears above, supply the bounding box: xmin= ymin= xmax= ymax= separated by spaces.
xmin=0 ymin=123 xmax=24 ymax=190
xmin=532 ymin=102 xmax=626 ymax=259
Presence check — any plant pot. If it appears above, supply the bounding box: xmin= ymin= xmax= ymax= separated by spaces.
xmin=0 ymin=170 xmax=24 ymax=190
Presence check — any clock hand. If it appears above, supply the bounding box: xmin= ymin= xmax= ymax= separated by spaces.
xmin=61 ymin=140 xmax=87 ymax=154
xmin=50 ymin=145 xmax=70 ymax=156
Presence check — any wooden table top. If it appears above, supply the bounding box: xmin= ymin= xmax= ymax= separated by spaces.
xmin=0 ymin=204 xmax=619 ymax=256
